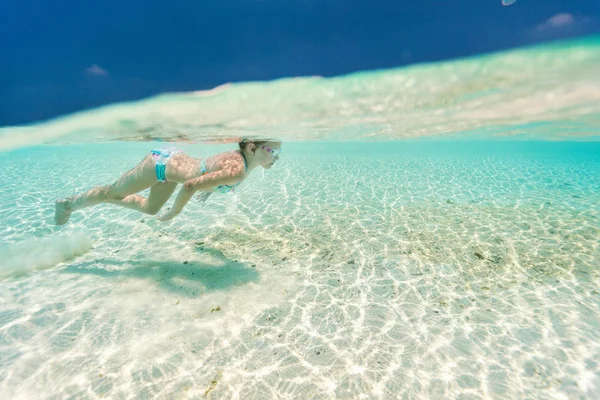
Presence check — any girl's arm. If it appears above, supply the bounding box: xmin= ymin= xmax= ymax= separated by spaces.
xmin=157 ymin=167 xmax=244 ymax=221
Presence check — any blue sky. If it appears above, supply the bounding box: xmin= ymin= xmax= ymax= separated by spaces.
xmin=1 ymin=0 xmax=599 ymax=126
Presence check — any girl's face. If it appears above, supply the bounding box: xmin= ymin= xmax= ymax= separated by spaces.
xmin=257 ymin=141 xmax=282 ymax=169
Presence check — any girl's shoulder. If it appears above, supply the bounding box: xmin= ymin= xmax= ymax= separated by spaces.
xmin=206 ymin=151 xmax=247 ymax=174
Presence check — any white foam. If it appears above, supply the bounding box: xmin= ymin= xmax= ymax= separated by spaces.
xmin=0 ymin=232 xmax=93 ymax=279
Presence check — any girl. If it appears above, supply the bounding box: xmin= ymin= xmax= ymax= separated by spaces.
xmin=54 ymin=139 xmax=282 ymax=224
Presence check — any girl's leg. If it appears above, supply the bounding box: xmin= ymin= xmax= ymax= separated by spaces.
xmin=107 ymin=181 xmax=178 ymax=215
xmin=55 ymin=155 xmax=158 ymax=225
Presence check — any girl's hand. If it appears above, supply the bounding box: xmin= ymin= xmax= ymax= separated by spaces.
xmin=196 ymin=191 xmax=212 ymax=203
xmin=156 ymin=208 xmax=178 ymax=222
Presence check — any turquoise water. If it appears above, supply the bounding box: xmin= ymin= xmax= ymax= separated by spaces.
xmin=1 ymin=37 xmax=600 ymax=399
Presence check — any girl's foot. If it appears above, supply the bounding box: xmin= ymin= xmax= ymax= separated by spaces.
xmin=54 ymin=199 xmax=73 ymax=225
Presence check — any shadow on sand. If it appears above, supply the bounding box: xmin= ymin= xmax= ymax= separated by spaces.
xmin=62 ymin=246 xmax=260 ymax=298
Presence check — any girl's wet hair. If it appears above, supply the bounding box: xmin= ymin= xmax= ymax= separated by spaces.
xmin=239 ymin=139 xmax=268 ymax=152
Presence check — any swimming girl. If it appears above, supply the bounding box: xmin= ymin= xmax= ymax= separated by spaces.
xmin=54 ymin=139 xmax=281 ymax=224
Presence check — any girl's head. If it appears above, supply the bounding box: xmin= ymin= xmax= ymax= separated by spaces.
xmin=239 ymin=139 xmax=282 ymax=169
